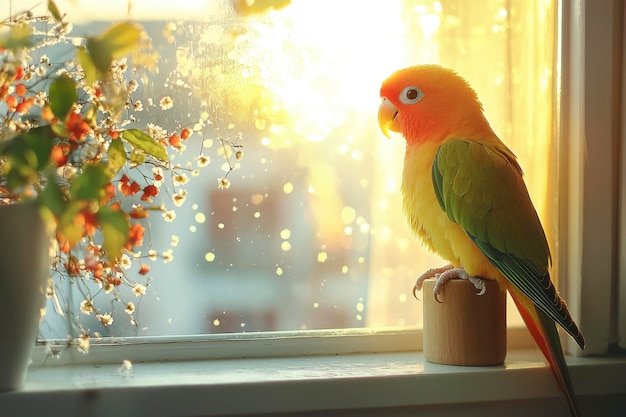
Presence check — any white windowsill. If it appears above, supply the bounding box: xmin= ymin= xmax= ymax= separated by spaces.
xmin=1 ymin=347 xmax=625 ymax=417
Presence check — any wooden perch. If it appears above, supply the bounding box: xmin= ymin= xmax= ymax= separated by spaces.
xmin=422 ymin=277 xmax=506 ymax=366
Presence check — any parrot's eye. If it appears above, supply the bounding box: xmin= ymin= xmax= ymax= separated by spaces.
xmin=399 ymin=86 xmax=424 ymax=105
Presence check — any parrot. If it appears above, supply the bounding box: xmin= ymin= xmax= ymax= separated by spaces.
xmin=377 ymin=64 xmax=585 ymax=417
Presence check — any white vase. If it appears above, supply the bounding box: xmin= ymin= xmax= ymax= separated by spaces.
xmin=0 ymin=203 xmax=50 ymax=392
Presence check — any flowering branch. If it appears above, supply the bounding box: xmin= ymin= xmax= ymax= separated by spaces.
xmin=0 ymin=1 xmax=244 ymax=351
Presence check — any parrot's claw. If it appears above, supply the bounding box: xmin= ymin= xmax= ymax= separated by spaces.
xmin=468 ymin=275 xmax=487 ymax=296
xmin=415 ymin=266 xmax=486 ymax=303
xmin=413 ymin=264 xmax=453 ymax=298
xmin=432 ymin=268 xmax=469 ymax=303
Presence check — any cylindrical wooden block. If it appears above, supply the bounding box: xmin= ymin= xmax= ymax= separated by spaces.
xmin=423 ymin=277 xmax=506 ymax=366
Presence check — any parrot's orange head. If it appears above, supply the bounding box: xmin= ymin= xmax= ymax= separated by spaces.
xmin=378 ymin=65 xmax=490 ymax=145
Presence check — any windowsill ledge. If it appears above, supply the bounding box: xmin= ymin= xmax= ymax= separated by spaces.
xmin=1 ymin=349 xmax=625 ymax=417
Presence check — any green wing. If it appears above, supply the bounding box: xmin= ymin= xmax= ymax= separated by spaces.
xmin=432 ymin=138 xmax=584 ymax=348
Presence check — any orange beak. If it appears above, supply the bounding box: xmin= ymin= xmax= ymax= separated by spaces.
xmin=378 ymin=97 xmax=401 ymax=138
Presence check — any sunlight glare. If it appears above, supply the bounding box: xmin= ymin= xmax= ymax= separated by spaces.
xmin=231 ymin=0 xmax=405 ymax=143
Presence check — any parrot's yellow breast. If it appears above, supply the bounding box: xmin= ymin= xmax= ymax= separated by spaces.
xmin=401 ymin=141 xmax=506 ymax=284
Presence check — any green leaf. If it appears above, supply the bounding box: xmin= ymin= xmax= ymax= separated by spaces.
xmin=70 ymin=162 xmax=111 ymax=200
xmin=77 ymin=47 xmax=97 ymax=86
xmin=49 ymin=75 xmax=77 ymax=120
xmin=0 ymin=126 xmax=54 ymax=190
xmin=0 ymin=24 xmax=33 ymax=51
xmin=39 ymin=173 xmax=67 ymax=216
xmin=50 ymin=122 xmax=68 ymax=139
xmin=1 ymin=126 xmax=55 ymax=171
xmin=107 ymin=139 xmax=127 ymax=174
xmin=48 ymin=0 xmax=63 ymax=22
xmin=121 ymin=129 xmax=168 ymax=162
xmin=129 ymin=151 xmax=146 ymax=166
xmin=85 ymin=39 xmax=110 ymax=75
xmin=86 ymin=22 xmax=142 ymax=73
xmin=57 ymin=201 xmax=84 ymax=247
xmin=82 ymin=104 xmax=98 ymax=128
xmin=97 ymin=206 xmax=129 ymax=259
xmin=97 ymin=22 xmax=142 ymax=56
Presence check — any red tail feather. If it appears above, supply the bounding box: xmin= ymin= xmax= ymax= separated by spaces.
xmin=510 ymin=291 xmax=553 ymax=366
xmin=509 ymin=289 xmax=581 ymax=416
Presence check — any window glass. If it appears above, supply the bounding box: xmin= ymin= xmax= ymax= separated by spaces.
xmin=38 ymin=0 xmax=556 ymax=339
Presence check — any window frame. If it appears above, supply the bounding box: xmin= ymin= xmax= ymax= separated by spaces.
xmin=620 ymin=0 xmax=626 ymax=352
xmin=558 ymin=0 xmax=623 ymax=356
